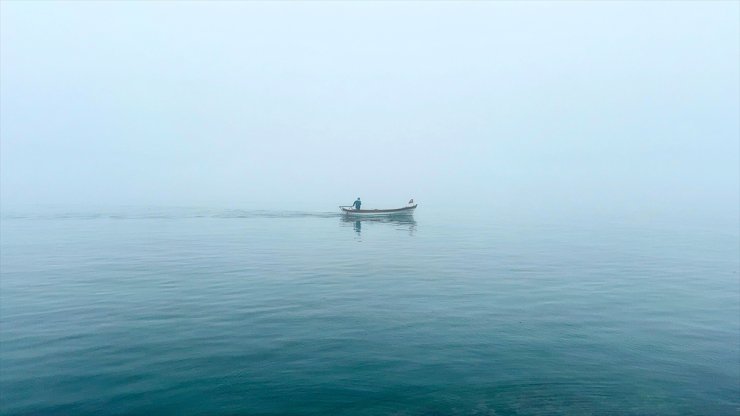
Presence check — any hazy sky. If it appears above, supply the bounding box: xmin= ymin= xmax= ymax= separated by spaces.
xmin=1 ymin=1 xmax=738 ymax=216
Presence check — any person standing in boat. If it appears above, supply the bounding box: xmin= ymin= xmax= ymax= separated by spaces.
xmin=352 ymin=198 xmax=362 ymax=210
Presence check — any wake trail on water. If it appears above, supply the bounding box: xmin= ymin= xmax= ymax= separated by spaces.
xmin=0 ymin=209 xmax=343 ymax=221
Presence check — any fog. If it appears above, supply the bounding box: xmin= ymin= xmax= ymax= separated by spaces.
xmin=1 ymin=1 xmax=738 ymax=218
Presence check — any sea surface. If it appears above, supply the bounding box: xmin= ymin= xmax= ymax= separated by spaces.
xmin=1 ymin=208 xmax=738 ymax=415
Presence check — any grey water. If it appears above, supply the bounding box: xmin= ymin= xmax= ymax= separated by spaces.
xmin=1 ymin=208 xmax=738 ymax=415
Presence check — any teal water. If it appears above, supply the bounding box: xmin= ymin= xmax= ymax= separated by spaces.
xmin=1 ymin=209 xmax=738 ymax=415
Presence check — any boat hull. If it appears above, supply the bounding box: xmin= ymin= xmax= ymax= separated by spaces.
xmin=340 ymin=204 xmax=417 ymax=216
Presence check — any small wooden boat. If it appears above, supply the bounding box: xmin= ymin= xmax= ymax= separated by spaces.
xmin=339 ymin=204 xmax=417 ymax=216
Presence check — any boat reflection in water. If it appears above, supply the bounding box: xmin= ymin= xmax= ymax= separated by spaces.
xmin=340 ymin=215 xmax=417 ymax=237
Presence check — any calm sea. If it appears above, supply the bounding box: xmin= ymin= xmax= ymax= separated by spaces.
xmin=1 ymin=208 xmax=738 ymax=415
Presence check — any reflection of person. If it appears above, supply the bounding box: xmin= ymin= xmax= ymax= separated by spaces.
xmin=353 ymin=198 xmax=362 ymax=210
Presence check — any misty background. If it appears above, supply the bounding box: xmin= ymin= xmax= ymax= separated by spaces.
xmin=1 ymin=1 xmax=738 ymax=218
